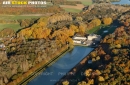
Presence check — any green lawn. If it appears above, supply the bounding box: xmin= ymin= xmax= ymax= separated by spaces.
xmin=87 ymin=25 xmax=102 ymax=34
xmin=0 ymin=15 xmax=43 ymax=32
xmin=81 ymin=1 xmax=92 ymax=6
xmin=87 ymin=24 xmax=108 ymax=34
xmin=0 ymin=23 xmax=22 ymax=32
xmin=63 ymin=8 xmax=81 ymax=13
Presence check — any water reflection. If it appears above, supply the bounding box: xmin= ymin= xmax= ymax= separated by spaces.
xmin=27 ymin=46 xmax=93 ymax=85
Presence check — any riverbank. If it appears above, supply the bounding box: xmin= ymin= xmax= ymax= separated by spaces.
xmin=7 ymin=45 xmax=71 ymax=85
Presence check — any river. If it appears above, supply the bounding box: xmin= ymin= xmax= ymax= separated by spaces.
xmin=27 ymin=46 xmax=93 ymax=85
xmin=112 ymin=0 xmax=130 ymax=4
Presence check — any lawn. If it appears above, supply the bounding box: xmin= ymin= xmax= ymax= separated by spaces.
xmin=0 ymin=23 xmax=21 ymax=32
xmin=0 ymin=15 xmax=44 ymax=32
xmin=81 ymin=0 xmax=92 ymax=6
xmin=87 ymin=25 xmax=102 ymax=34
xmin=63 ymin=8 xmax=82 ymax=13
xmin=62 ymin=0 xmax=92 ymax=13
xmin=87 ymin=24 xmax=108 ymax=34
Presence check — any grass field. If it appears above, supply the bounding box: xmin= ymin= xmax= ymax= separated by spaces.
xmin=60 ymin=0 xmax=92 ymax=13
xmin=60 ymin=4 xmax=83 ymax=13
xmin=67 ymin=0 xmax=92 ymax=6
xmin=0 ymin=23 xmax=21 ymax=32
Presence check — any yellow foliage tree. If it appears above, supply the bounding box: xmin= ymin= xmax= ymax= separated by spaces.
xmin=52 ymin=28 xmax=73 ymax=46
xmin=78 ymin=25 xmax=86 ymax=35
xmin=69 ymin=24 xmax=79 ymax=32
xmin=103 ymin=17 xmax=112 ymax=25
xmin=91 ymin=18 xmax=101 ymax=27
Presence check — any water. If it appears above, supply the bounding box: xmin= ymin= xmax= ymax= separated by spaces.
xmin=27 ymin=46 xmax=93 ymax=85
xmin=112 ymin=0 xmax=130 ymax=4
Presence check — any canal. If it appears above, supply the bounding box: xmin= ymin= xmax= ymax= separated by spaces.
xmin=27 ymin=46 xmax=94 ymax=85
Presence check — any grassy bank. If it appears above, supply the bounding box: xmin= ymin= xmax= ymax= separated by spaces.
xmin=87 ymin=24 xmax=107 ymax=34
xmin=0 ymin=23 xmax=21 ymax=32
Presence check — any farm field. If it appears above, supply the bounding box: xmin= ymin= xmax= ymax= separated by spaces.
xmin=0 ymin=15 xmax=42 ymax=20
xmin=60 ymin=4 xmax=84 ymax=10
xmin=0 ymin=14 xmax=48 ymax=31
xmin=67 ymin=0 xmax=93 ymax=6
xmin=60 ymin=4 xmax=84 ymax=13
xmin=63 ymin=8 xmax=82 ymax=13
xmin=0 ymin=23 xmax=21 ymax=32
xmin=60 ymin=0 xmax=92 ymax=13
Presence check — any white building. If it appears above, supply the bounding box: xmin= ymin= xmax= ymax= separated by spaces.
xmin=72 ymin=35 xmax=87 ymax=44
xmin=87 ymin=34 xmax=101 ymax=41
xmin=73 ymin=34 xmax=101 ymax=46
xmin=73 ymin=40 xmax=82 ymax=44
xmin=73 ymin=36 xmax=87 ymax=40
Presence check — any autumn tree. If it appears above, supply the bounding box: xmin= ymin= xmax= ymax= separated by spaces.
xmin=78 ymin=24 xmax=86 ymax=35
xmin=69 ymin=24 xmax=79 ymax=33
xmin=48 ymin=13 xmax=72 ymax=24
xmin=17 ymin=17 xmax=51 ymax=39
xmin=103 ymin=17 xmax=112 ymax=25
xmin=51 ymin=27 xmax=73 ymax=47
xmin=91 ymin=18 xmax=101 ymax=27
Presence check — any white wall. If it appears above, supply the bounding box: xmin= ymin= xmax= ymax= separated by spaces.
xmin=73 ymin=36 xmax=87 ymax=40
xmin=73 ymin=40 xmax=81 ymax=44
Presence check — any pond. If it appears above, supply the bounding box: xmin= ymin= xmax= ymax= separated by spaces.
xmin=27 ymin=46 xmax=93 ymax=85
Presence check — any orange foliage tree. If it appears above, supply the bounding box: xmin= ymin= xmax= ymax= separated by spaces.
xmin=91 ymin=18 xmax=101 ymax=27
xmin=103 ymin=17 xmax=112 ymax=25
xmin=52 ymin=27 xmax=73 ymax=46
xmin=78 ymin=24 xmax=86 ymax=35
